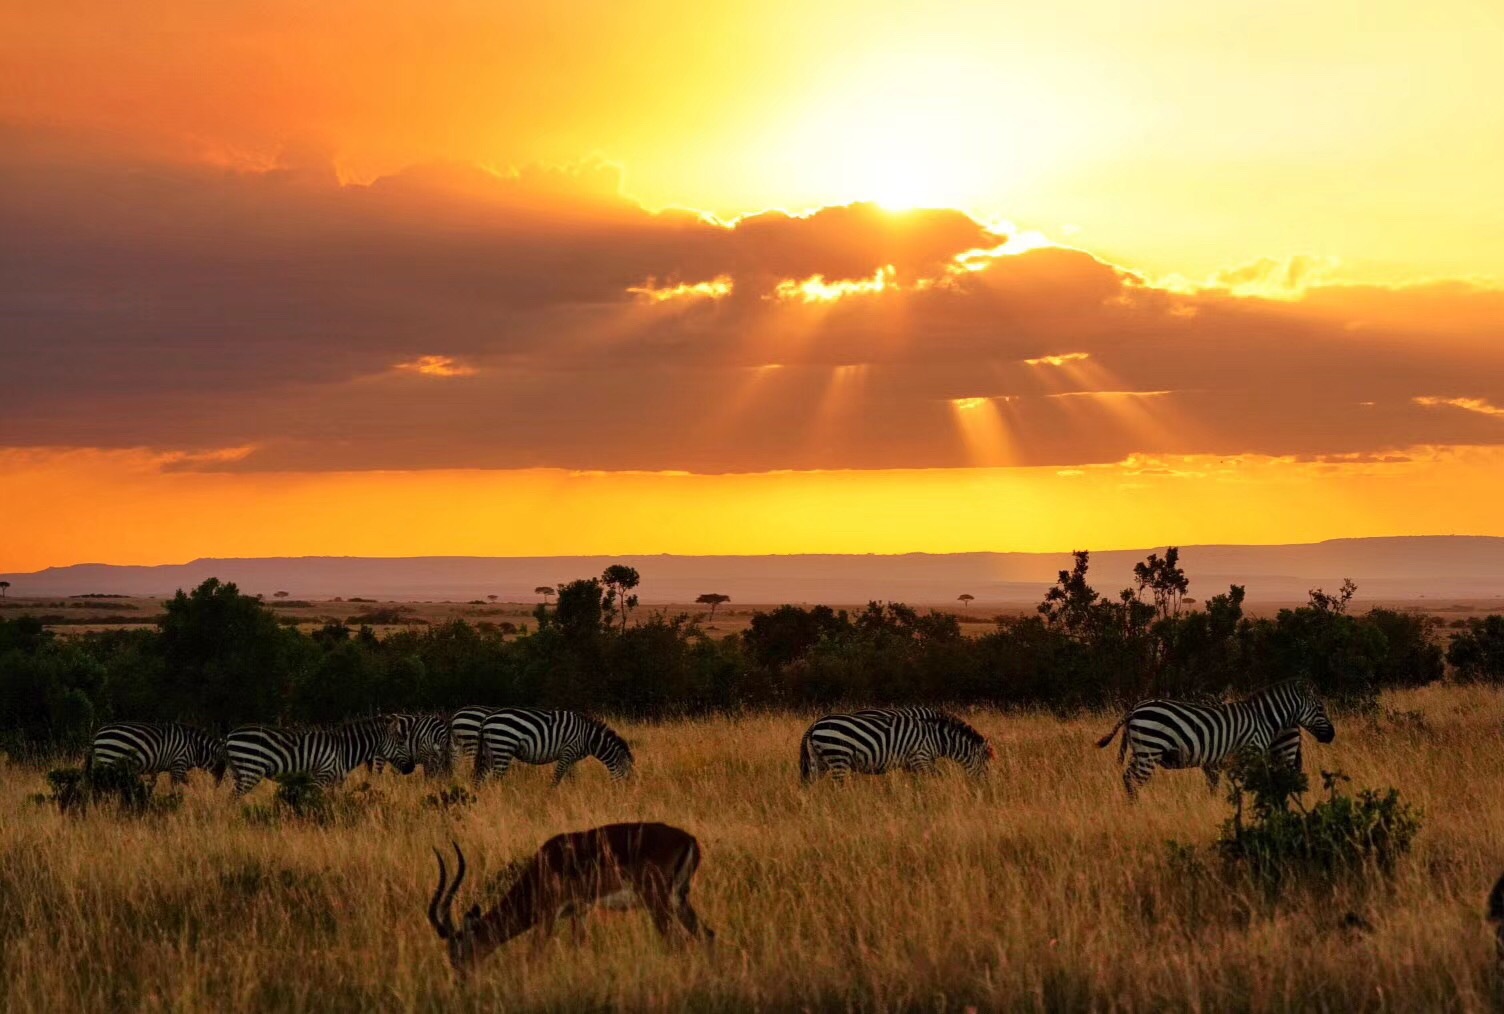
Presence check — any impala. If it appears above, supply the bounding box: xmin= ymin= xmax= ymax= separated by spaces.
xmin=426 ymin=822 xmax=713 ymax=973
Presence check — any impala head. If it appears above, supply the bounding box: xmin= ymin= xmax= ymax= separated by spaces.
xmin=428 ymin=841 xmax=503 ymax=975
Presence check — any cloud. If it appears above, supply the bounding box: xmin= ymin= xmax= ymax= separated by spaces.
xmin=1413 ymin=395 xmax=1504 ymax=418
xmin=393 ymin=355 xmax=479 ymax=378
xmin=3 ymin=132 xmax=1504 ymax=475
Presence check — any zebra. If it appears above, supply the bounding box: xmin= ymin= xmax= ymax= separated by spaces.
xmin=87 ymin=722 xmax=226 ymax=786
xmin=1095 ymin=679 xmax=1335 ymax=798
xmin=799 ymin=709 xmax=993 ymax=783
xmin=472 ymin=709 xmax=634 ymax=786
xmin=367 ymin=712 xmax=453 ymax=777
xmin=448 ymin=705 xmax=497 ymax=766
xmin=225 ymin=716 xmax=417 ymax=796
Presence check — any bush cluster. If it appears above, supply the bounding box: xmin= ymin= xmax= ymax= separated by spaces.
xmin=1217 ymin=756 xmax=1422 ymax=888
xmin=0 ymin=550 xmax=1460 ymax=756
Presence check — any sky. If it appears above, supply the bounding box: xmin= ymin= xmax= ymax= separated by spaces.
xmin=3 ymin=0 xmax=1503 ymax=571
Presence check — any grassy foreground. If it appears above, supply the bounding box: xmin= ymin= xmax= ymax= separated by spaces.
xmin=3 ymin=686 xmax=1504 ymax=1012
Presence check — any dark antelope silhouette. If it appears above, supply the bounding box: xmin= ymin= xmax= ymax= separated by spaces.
xmin=427 ymin=823 xmax=713 ymax=973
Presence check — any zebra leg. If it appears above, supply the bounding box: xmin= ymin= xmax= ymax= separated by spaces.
xmin=1123 ymin=753 xmax=1155 ymax=799
xmin=169 ymin=763 xmax=190 ymax=786
xmin=552 ymin=756 xmax=579 ymax=786
xmin=233 ymin=770 xmax=262 ymax=797
xmin=903 ymin=755 xmax=939 ymax=776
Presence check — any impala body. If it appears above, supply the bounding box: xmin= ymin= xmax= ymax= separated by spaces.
xmin=427 ymin=822 xmax=712 ymax=973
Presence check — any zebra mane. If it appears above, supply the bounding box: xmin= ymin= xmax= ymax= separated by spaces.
xmin=929 ymin=711 xmax=985 ymax=745
xmin=583 ymin=714 xmax=630 ymax=755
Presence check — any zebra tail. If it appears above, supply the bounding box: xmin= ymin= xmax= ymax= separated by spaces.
xmin=798 ymin=729 xmax=815 ymax=784
xmin=1095 ymin=717 xmax=1127 ymax=752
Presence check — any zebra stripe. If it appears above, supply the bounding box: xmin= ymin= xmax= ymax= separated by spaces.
xmin=368 ymin=712 xmax=453 ymax=776
xmin=88 ymin=722 xmax=225 ymax=785
xmin=473 ymin=709 xmax=634 ymax=786
xmin=799 ymin=709 xmax=993 ymax=783
xmin=225 ymin=716 xmax=416 ymax=796
xmin=448 ymin=705 xmax=496 ymax=764
xmin=1097 ymin=680 xmax=1335 ymax=798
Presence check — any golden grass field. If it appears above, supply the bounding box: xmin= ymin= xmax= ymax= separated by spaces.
xmin=4 ymin=686 xmax=1504 ymax=1012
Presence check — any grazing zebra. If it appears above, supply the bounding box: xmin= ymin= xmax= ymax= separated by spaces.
xmin=1095 ymin=680 xmax=1335 ymax=798
xmin=473 ymin=709 xmax=634 ymax=786
xmin=87 ymin=722 xmax=226 ymax=785
xmin=799 ymin=709 xmax=993 ymax=783
xmin=368 ymin=712 xmax=453 ymax=777
xmin=225 ymin=716 xmax=417 ymax=796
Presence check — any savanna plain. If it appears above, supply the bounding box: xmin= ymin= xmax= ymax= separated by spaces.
xmin=4 ymin=687 xmax=1504 ymax=1013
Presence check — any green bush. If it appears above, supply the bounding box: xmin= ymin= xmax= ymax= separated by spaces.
xmin=1217 ymin=755 xmax=1422 ymax=887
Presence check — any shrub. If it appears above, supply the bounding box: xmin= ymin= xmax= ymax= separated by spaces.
xmin=1217 ymin=755 xmax=1422 ymax=888
xmin=422 ymin=785 xmax=476 ymax=813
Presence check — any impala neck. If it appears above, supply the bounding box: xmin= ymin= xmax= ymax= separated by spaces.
xmin=464 ymin=867 xmax=546 ymax=957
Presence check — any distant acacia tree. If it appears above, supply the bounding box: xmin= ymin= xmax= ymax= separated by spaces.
xmin=696 ymin=593 xmax=731 ymax=621
xmin=601 ymin=566 xmax=640 ymax=632
xmin=957 ymin=593 xmax=974 ymax=610
xmin=534 ymin=586 xmax=556 ymax=605
xmin=0 ymin=580 xmax=9 ymax=598
xmin=488 ymin=594 xmax=499 ymax=602
xmin=274 ymin=590 xmax=289 ymax=599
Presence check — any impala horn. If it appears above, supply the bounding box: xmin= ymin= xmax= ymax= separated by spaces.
xmin=428 ymin=841 xmax=468 ymax=939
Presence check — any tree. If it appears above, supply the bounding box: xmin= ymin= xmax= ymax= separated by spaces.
xmin=601 ymin=565 xmax=641 ymax=632
xmin=1038 ymin=551 xmax=1099 ymax=634
xmin=0 ymin=581 xmax=9 ymax=598
xmin=533 ymin=586 xmax=556 ymax=605
xmin=274 ymin=590 xmax=289 ymax=599
xmin=696 ymin=593 xmax=730 ymax=621
xmin=1133 ymin=547 xmax=1189 ymax=620
xmin=1309 ymin=579 xmax=1358 ymax=615
xmin=488 ymin=593 xmax=500 ymax=603
xmin=958 ymin=593 xmax=975 ymax=610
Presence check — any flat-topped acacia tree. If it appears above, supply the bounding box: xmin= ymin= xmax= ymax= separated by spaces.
xmin=696 ymin=593 xmax=730 ymax=621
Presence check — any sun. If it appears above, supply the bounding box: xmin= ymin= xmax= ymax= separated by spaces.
xmin=776 ymin=53 xmax=1026 ymax=214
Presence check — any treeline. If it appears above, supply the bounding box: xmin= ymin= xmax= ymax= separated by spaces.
xmin=3 ymin=549 xmax=1497 ymax=756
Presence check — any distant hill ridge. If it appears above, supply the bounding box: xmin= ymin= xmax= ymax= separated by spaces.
xmin=4 ymin=537 xmax=1504 ymax=603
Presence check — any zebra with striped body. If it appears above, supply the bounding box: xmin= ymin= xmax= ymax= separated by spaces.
xmin=87 ymin=722 xmax=225 ymax=785
xmin=799 ymin=709 xmax=993 ymax=783
xmin=448 ymin=705 xmax=496 ymax=766
xmin=1096 ymin=680 xmax=1334 ymax=798
xmin=226 ymin=716 xmax=417 ymax=796
xmin=368 ymin=712 xmax=453 ymax=777
xmin=473 ymin=709 xmax=634 ymax=786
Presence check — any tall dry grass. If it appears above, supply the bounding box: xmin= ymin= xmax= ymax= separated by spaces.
xmin=3 ymin=686 xmax=1504 ymax=1012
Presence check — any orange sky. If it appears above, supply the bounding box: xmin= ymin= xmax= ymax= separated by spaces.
xmin=3 ymin=0 xmax=1503 ymax=571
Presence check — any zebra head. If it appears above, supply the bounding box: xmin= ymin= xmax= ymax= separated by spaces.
xmin=1257 ymin=680 xmax=1336 ymax=744
xmin=934 ymin=715 xmax=993 ymax=777
xmin=192 ymin=731 xmax=228 ymax=785
xmin=376 ymin=716 xmax=419 ymax=774
xmin=589 ymin=722 xmax=634 ymax=780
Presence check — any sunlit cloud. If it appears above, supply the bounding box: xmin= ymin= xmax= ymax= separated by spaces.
xmin=1413 ymin=395 xmax=1504 ymax=418
xmin=773 ymin=265 xmax=895 ymax=303
xmin=1047 ymin=390 xmax=1174 ymax=399
xmin=393 ymin=355 xmax=478 ymax=378
xmin=626 ymin=275 xmax=734 ymax=302
xmin=1024 ymin=352 xmax=1091 ymax=367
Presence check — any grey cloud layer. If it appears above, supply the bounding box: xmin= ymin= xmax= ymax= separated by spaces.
xmin=4 ymin=139 xmax=1503 ymax=472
